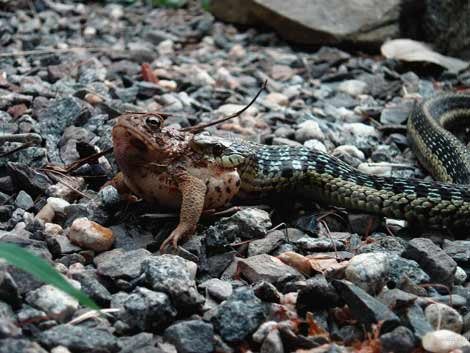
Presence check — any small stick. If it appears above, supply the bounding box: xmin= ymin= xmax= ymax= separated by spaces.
xmin=181 ymin=80 xmax=267 ymax=133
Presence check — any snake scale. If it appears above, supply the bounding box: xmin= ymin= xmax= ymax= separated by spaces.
xmin=193 ymin=93 xmax=470 ymax=229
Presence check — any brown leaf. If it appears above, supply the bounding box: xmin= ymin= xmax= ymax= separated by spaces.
xmin=141 ymin=63 xmax=159 ymax=84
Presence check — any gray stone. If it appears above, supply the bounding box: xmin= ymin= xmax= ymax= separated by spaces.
xmin=14 ymin=190 xmax=34 ymax=210
xmin=199 ymin=279 xmax=233 ymax=301
xmin=25 ymin=285 xmax=78 ymax=321
xmin=238 ymin=254 xmax=304 ymax=284
xmin=378 ymin=288 xmax=417 ymax=309
xmin=443 ymin=240 xmax=470 ymax=263
xmin=117 ymin=333 xmax=155 ymax=353
xmin=0 ymin=339 xmax=48 ymax=353
xmin=387 ymin=254 xmax=430 ymax=286
xmin=423 ymin=0 xmax=470 ymax=59
xmin=164 ymin=320 xmax=214 ymax=353
xmin=70 ymin=270 xmax=112 ymax=307
xmin=260 ymin=329 xmax=284 ymax=353
xmin=380 ymin=326 xmax=416 ymax=353
xmin=345 ymin=252 xmax=390 ymax=294
xmin=222 ymin=208 xmax=272 ymax=240
xmin=402 ymin=238 xmax=457 ymax=287
xmin=247 ymin=230 xmax=285 ymax=256
xmin=332 ymin=280 xmax=400 ymax=331
xmin=403 ymin=303 xmax=434 ymax=339
xmin=38 ymin=324 xmax=118 ymax=353
xmin=111 ymin=287 xmax=177 ymax=332
xmin=211 ymin=0 xmax=401 ymax=48
xmin=294 ymin=236 xmax=344 ymax=252
xmin=296 ymin=275 xmax=341 ymax=315
xmin=95 ymin=248 xmax=152 ymax=280
xmin=142 ymin=255 xmax=204 ymax=313
xmin=212 ymin=288 xmax=269 ymax=343
xmin=425 ymin=303 xmax=463 ymax=333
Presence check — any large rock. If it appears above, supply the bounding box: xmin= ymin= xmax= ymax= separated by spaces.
xmin=423 ymin=0 xmax=470 ymax=59
xmin=211 ymin=0 xmax=401 ymax=47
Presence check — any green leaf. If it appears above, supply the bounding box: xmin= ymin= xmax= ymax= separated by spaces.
xmin=151 ymin=0 xmax=187 ymax=8
xmin=201 ymin=0 xmax=210 ymax=11
xmin=0 ymin=243 xmax=99 ymax=310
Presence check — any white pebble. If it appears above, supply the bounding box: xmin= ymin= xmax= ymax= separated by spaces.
xmin=358 ymin=162 xmax=393 ymax=177
xmin=337 ymin=79 xmax=368 ymax=96
xmin=44 ymin=223 xmax=63 ymax=237
xmin=264 ymin=92 xmax=289 ymax=107
xmin=47 ymin=197 xmax=70 ymax=214
xmin=422 ymin=330 xmax=470 ymax=353
xmin=344 ymin=122 xmax=380 ymax=139
xmin=295 ymin=120 xmax=325 ymax=142
xmin=333 ymin=145 xmax=365 ymax=160
xmin=304 ymin=139 xmax=327 ymax=153
xmin=345 ymin=252 xmax=390 ymax=293
xmin=455 ymin=266 xmax=468 ymax=285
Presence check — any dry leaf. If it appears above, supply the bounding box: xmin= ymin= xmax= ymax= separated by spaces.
xmin=141 ymin=63 xmax=159 ymax=84
xmin=381 ymin=39 xmax=468 ymax=73
xmin=277 ymin=251 xmax=315 ymax=275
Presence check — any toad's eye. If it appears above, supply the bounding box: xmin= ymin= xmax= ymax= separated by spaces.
xmin=145 ymin=116 xmax=161 ymax=130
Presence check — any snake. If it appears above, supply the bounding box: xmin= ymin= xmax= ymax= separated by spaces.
xmin=191 ymin=93 xmax=470 ymax=229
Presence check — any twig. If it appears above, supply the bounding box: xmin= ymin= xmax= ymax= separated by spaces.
xmin=181 ymin=80 xmax=267 ymax=133
xmin=0 ymin=47 xmax=105 ymax=58
xmin=64 ymin=148 xmax=113 ymax=173
xmin=41 ymin=169 xmax=91 ymax=200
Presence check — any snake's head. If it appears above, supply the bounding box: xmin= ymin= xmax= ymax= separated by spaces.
xmin=190 ymin=132 xmax=246 ymax=168
xmin=112 ymin=112 xmax=192 ymax=174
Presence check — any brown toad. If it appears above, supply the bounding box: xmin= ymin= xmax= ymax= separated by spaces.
xmin=109 ymin=112 xmax=241 ymax=250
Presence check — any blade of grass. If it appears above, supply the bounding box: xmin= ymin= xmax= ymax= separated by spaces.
xmin=0 ymin=243 xmax=99 ymax=310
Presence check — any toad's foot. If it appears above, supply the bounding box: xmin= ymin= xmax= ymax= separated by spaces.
xmin=159 ymin=166 xmax=207 ymax=253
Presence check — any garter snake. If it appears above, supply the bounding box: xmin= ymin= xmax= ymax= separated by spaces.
xmin=192 ymin=93 xmax=470 ymax=228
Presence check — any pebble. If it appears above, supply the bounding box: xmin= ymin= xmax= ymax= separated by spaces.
xmin=295 ymin=120 xmax=325 ymax=142
xmin=425 ymin=303 xmax=463 ymax=333
xmin=212 ymin=288 xmax=268 ymax=343
xmin=25 ymin=285 xmax=79 ymax=321
xmin=68 ymin=217 xmax=115 ymax=252
xmin=345 ymin=252 xmax=390 ymax=294
xmin=402 ymin=238 xmax=457 ymax=287
xmin=304 ymin=139 xmax=327 ymax=152
xmin=333 ymin=145 xmax=365 ymax=160
xmin=164 ymin=320 xmax=214 ymax=353
xmin=200 ymin=279 xmax=233 ymax=301
xmin=239 ymin=254 xmax=304 ymax=284
xmin=264 ymin=92 xmax=289 ymax=107
xmin=422 ymin=330 xmax=470 ymax=353
xmin=337 ymin=79 xmax=368 ymax=96
xmin=142 ymin=255 xmax=204 ymax=312
xmin=38 ymin=324 xmax=118 ymax=353
xmin=14 ymin=190 xmax=34 ymax=210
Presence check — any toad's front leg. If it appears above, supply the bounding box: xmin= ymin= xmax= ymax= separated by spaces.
xmin=159 ymin=166 xmax=207 ymax=252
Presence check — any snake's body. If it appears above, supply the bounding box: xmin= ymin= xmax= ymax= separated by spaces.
xmin=202 ymin=93 xmax=470 ymax=228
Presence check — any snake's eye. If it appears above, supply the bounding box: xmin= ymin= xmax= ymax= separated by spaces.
xmin=213 ymin=144 xmax=224 ymax=156
xmin=145 ymin=116 xmax=161 ymax=130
